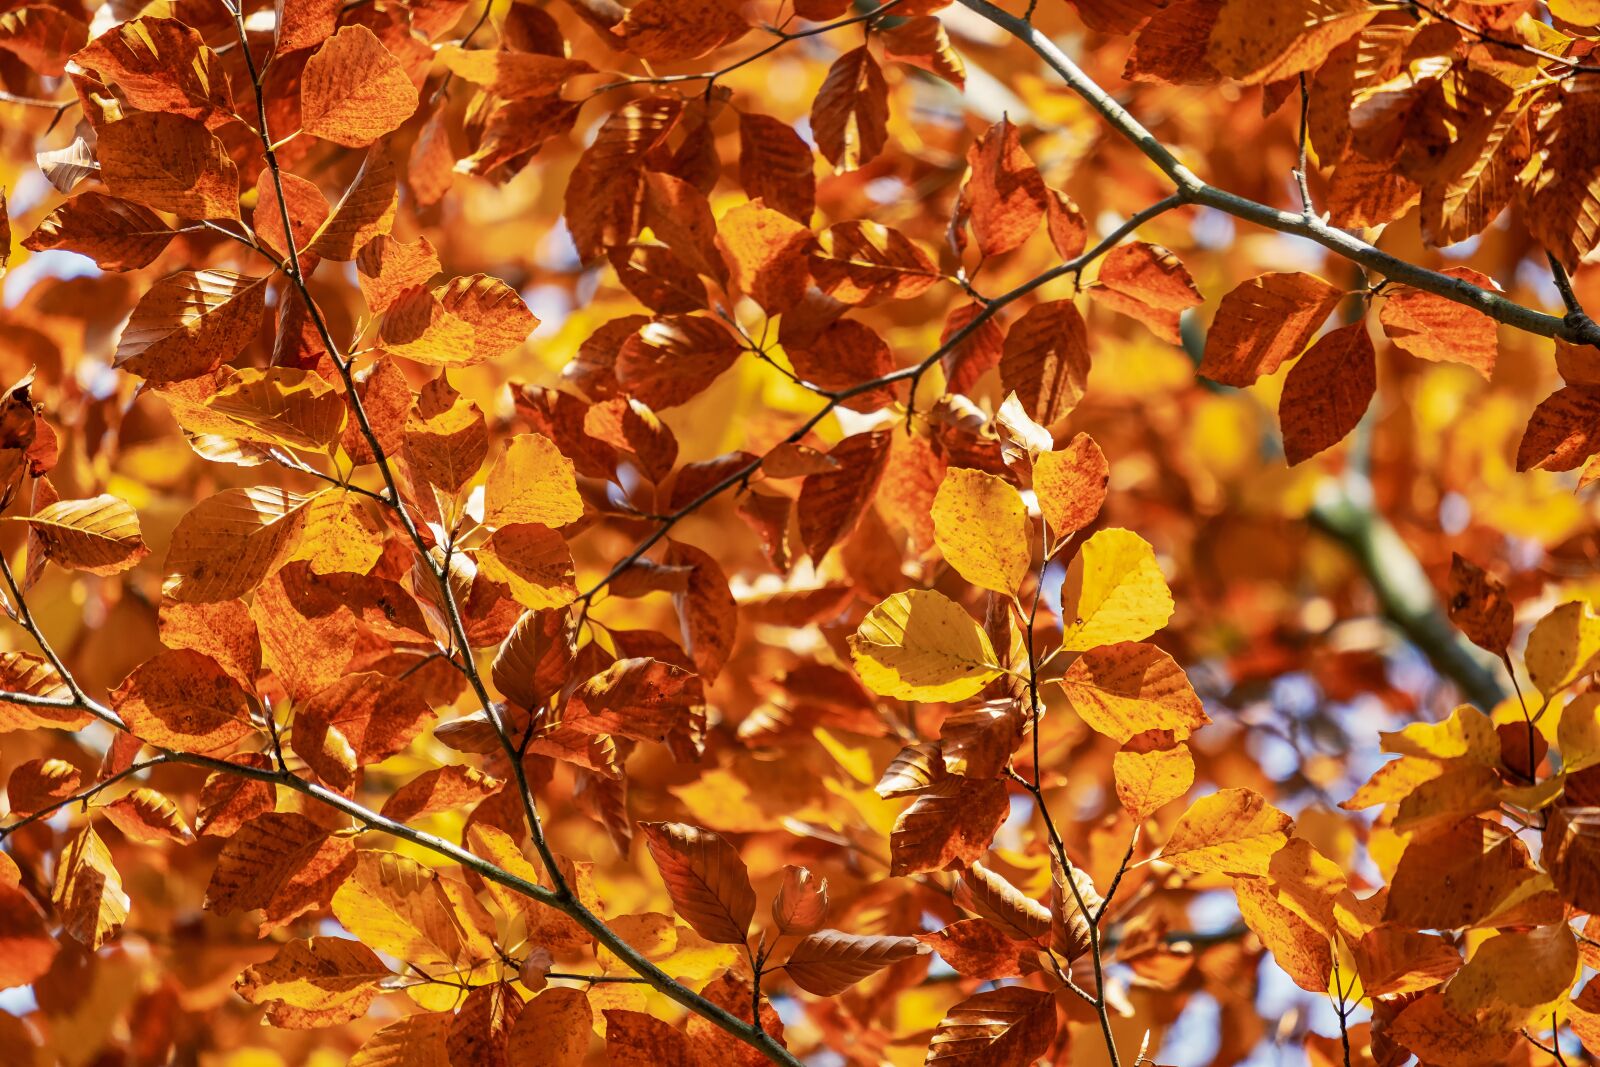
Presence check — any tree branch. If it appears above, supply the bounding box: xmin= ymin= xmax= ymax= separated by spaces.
xmin=954 ymin=0 xmax=1600 ymax=348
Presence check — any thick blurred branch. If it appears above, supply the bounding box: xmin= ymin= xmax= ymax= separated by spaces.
xmin=1308 ymin=483 xmax=1506 ymax=710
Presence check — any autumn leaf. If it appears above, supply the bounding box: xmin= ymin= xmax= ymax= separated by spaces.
xmin=1155 ymin=788 xmax=1294 ymax=876
xmin=97 ymin=112 xmax=240 ymax=220
xmin=931 ymin=467 xmax=1031 ymax=595
xmin=850 ymin=589 xmax=1004 ymax=701
xmin=114 ymin=271 xmax=269 ymax=383
xmin=783 ymin=929 xmax=930 ymax=996
xmin=1058 ymin=642 xmax=1209 ymax=744
xmin=771 ymin=865 xmax=829 ymax=935
xmin=234 ymin=938 xmax=397 ymax=1029
xmin=924 ymin=986 xmax=1056 ymax=1066
xmin=1278 ymin=321 xmax=1376 ymax=465
xmin=22 ymin=193 xmax=175 ymax=271
xmin=52 ymin=826 xmax=129 ymax=949
xmin=1198 ymin=272 xmax=1343 ymax=387
xmin=1059 ymin=528 xmax=1175 ymax=650
xmin=640 ymin=822 xmax=757 ymax=945
xmin=300 ymin=26 xmax=419 ymax=147
xmin=11 ymin=494 xmax=147 ymax=575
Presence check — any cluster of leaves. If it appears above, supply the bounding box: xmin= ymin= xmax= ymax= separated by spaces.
xmin=8 ymin=0 xmax=1600 ymax=1063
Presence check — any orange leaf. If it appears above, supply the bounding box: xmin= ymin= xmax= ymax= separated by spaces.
xmin=639 ymin=821 xmax=757 ymax=945
xmin=1197 ymin=272 xmax=1343 ymax=387
xmin=1277 ymin=320 xmax=1376 ymax=465
xmin=961 ymin=117 xmax=1046 ymax=257
xmin=97 ymin=112 xmax=240 ymax=220
xmin=1378 ymin=267 xmax=1500 ymax=378
xmin=300 ymin=26 xmax=419 ymax=147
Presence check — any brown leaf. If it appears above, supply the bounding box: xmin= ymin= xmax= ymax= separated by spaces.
xmin=811 ymin=47 xmax=888 ymax=171
xmin=954 ymin=862 xmax=1051 ymax=941
xmin=310 ymin=147 xmax=399 ymax=260
xmin=783 ymin=929 xmax=930 ymax=996
xmin=602 ymin=1008 xmax=699 ymax=1066
xmin=810 ymin=220 xmax=940 ymax=306
xmin=114 ymin=270 xmax=269 ymax=383
xmin=1197 ymin=272 xmax=1343 ymax=387
xmin=889 ymin=776 xmax=1009 ymax=876
xmin=924 ymin=986 xmax=1056 ymax=1066
xmin=1446 ymin=554 xmax=1513 ymax=655
xmin=23 ymin=193 xmax=174 ymax=271
xmin=615 ymin=315 xmax=742 ymax=409
xmin=639 ymin=821 xmax=756 ymax=945
xmin=771 ymin=865 xmax=829 ymax=935
xmin=798 ymin=429 xmax=892 ymax=561
xmin=739 ymin=113 xmax=815 ymax=223
xmin=100 ymin=788 xmax=195 ymax=845
xmin=1277 ymin=320 xmax=1376 ymax=465
xmin=1000 ymin=300 xmax=1091 ymax=426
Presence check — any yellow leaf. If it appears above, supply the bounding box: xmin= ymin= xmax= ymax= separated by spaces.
xmin=163 ymin=487 xmax=313 ymax=602
xmin=1156 ymin=787 xmax=1293 ymax=876
xmin=51 ymin=825 xmax=129 ymax=949
xmin=234 ymin=937 xmax=396 ymax=1029
xmin=330 ymin=851 xmax=495 ymax=976
xmin=1380 ymin=704 xmax=1500 ymax=764
xmin=483 ymin=433 xmax=584 ymax=528
xmin=1058 ymin=641 xmax=1208 ymax=743
xmin=931 ymin=467 xmax=1031 ymax=595
xmin=1528 ymin=600 xmax=1600 ymax=699
xmin=1559 ymin=692 xmax=1600 ymax=772
xmin=1113 ymin=736 xmax=1194 ymax=819
xmin=289 ymin=491 xmax=384 ymax=576
xmin=848 ymin=589 xmax=1003 ymax=701
xmin=1444 ymin=924 xmax=1578 ymax=1030
xmin=1059 ymin=528 xmax=1174 ymax=651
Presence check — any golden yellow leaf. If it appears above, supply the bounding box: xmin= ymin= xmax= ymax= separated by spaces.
xmin=1526 ymin=600 xmax=1600 ymax=699
xmin=1059 ymin=528 xmax=1174 ymax=651
xmin=1156 ymin=788 xmax=1293 ymax=876
xmin=51 ymin=825 xmax=129 ymax=949
xmin=289 ymin=491 xmax=384 ymax=576
xmin=931 ymin=467 xmax=1031 ymax=595
xmin=1559 ymin=692 xmax=1600 ymax=772
xmin=849 ymin=589 xmax=1003 ymax=701
xmin=1113 ymin=734 xmax=1194 ymax=819
xmin=1380 ymin=704 xmax=1500 ymax=764
xmin=204 ymin=367 xmax=348 ymax=452
xmin=483 ymin=433 xmax=584 ymax=528
xmin=1443 ymin=924 xmax=1578 ymax=1029
xmin=331 ymin=851 xmax=496 ymax=976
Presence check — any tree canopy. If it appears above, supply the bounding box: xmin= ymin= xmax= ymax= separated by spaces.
xmin=3 ymin=0 xmax=1600 ymax=1064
